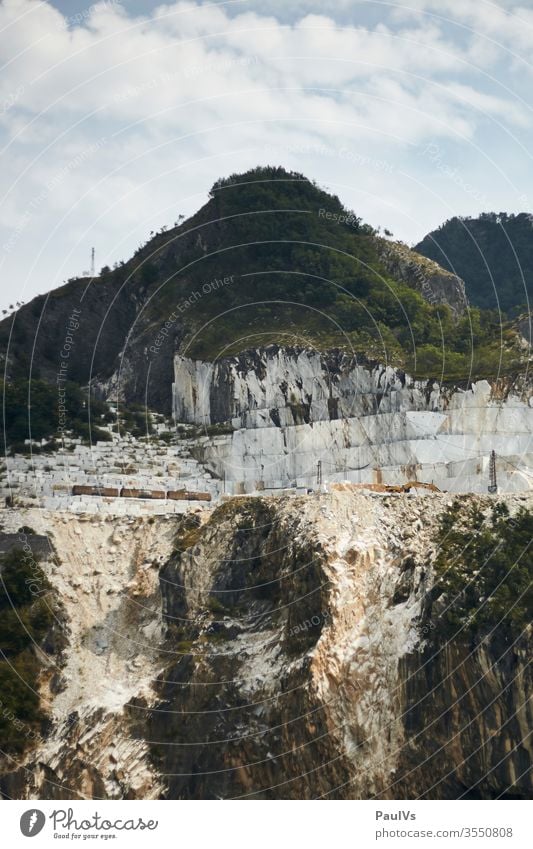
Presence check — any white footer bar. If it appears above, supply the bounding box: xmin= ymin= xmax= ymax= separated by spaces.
xmin=2 ymin=799 xmax=531 ymax=848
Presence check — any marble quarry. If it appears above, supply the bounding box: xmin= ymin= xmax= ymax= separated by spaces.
xmin=173 ymin=347 xmax=533 ymax=494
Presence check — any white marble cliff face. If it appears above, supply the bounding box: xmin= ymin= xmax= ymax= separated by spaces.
xmin=173 ymin=348 xmax=442 ymax=425
xmin=172 ymin=348 xmax=533 ymax=494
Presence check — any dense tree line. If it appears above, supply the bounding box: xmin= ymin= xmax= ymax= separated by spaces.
xmin=0 ymin=170 xmax=525 ymax=413
xmin=415 ymin=213 xmax=533 ymax=314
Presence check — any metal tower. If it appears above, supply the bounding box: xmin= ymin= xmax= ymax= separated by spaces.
xmin=488 ymin=450 xmax=498 ymax=493
xmin=90 ymin=247 xmax=95 ymax=276
xmin=316 ymin=460 xmax=322 ymax=486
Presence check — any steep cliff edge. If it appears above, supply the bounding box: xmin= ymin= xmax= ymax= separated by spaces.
xmin=0 ymin=510 xmax=177 ymax=799
xmin=1 ymin=491 xmax=530 ymax=800
xmin=173 ymin=347 xmax=533 ymax=493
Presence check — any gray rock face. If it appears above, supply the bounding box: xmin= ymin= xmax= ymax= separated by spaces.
xmin=518 ymin=314 xmax=532 ymax=347
xmin=0 ymin=533 xmax=50 ymax=557
xmin=173 ymin=347 xmax=533 ymax=494
xmin=173 ymin=347 xmax=438 ymax=428
xmin=377 ymin=238 xmax=468 ymax=316
xmin=399 ymin=641 xmax=533 ymax=799
xmin=3 ymin=493 xmax=530 ymax=799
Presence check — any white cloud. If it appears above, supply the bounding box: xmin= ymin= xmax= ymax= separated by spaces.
xmin=0 ymin=0 xmax=531 ymax=311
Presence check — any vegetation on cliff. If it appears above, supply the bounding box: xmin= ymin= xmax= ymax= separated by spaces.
xmin=432 ymin=500 xmax=533 ymax=642
xmin=0 ymin=547 xmax=58 ymax=755
xmin=170 ymin=169 xmax=520 ymax=378
xmin=0 ymin=378 xmax=113 ymax=454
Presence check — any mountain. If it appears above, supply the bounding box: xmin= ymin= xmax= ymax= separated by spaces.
xmin=1 ymin=167 xmax=482 ymax=421
xmin=415 ymin=212 xmax=533 ymax=315
xmin=1 ymin=170 xmax=531 ymax=802
xmin=0 ymin=167 xmax=527 ymax=463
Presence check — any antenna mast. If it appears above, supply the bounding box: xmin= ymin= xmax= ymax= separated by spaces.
xmin=90 ymin=247 xmax=95 ymax=276
xmin=488 ymin=450 xmax=498 ymax=493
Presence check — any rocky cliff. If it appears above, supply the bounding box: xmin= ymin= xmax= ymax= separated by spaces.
xmin=0 ymin=509 xmax=176 ymax=799
xmin=173 ymin=347 xmax=533 ymax=494
xmin=377 ymin=238 xmax=467 ymax=316
xmin=1 ymin=491 xmax=531 ymax=800
xmin=173 ymin=347 xmax=439 ymax=428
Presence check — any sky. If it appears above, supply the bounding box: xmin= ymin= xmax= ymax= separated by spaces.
xmin=1 ymin=0 xmax=533 ymax=311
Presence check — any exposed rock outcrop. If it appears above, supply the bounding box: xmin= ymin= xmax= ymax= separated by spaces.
xmin=0 ymin=509 xmax=176 ymax=799
xmin=1 ymin=492 xmax=531 ymax=799
xmin=173 ymin=347 xmax=433 ymax=428
xmin=377 ymin=239 xmax=468 ymax=316
xmin=173 ymin=347 xmax=533 ymax=493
